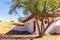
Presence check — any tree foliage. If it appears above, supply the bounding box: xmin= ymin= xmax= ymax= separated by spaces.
xmin=9 ymin=0 xmax=60 ymax=15
xmin=10 ymin=20 xmax=14 ymax=22
xmin=18 ymin=17 xmax=26 ymax=22
xmin=0 ymin=20 xmax=2 ymax=22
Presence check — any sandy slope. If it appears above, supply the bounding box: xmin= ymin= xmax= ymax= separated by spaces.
xmin=33 ymin=35 xmax=60 ymax=40
xmin=0 ymin=22 xmax=24 ymax=34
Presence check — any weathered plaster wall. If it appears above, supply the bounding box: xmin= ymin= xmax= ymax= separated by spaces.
xmin=12 ymin=26 xmax=27 ymax=31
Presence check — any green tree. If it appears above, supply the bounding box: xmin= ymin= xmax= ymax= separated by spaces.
xmin=10 ymin=20 xmax=14 ymax=22
xmin=0 ymin=20 xmax=2 ymax=22
xmin=9 ymin=0 xmax=60 ymax=37
xmin=18 ymin=17 xmax=26 ymax=22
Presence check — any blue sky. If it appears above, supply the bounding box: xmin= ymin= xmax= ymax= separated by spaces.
xmin=0 ymin=0 xmax=25 ymax=22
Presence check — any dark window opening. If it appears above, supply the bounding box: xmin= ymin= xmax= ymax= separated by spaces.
xmin=45 ymin=21 xmax=47 ymax=24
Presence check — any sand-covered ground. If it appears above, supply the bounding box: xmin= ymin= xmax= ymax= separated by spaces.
xmin=33 ymin=35 xmax=60 ymax=40
xmin=0 ymin=22 xmax=24 ymax=34
xmin=0 ymin=35 xmax=60 ymax=40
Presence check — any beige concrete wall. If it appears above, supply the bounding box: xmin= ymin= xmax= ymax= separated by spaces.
xmin=45 ymin=17 xmax=60 ymax=34
xmin=54 ymin=25 xmax=60 ymax=34
xmin=24 ymin=18 xmax=36 ymax=33
xmin=24 ymin=17 xmax=39 ymax=35
xmin=12 ymin=26 xmax=27 ymax=31
xmin=49 ymin=25 xmax=60 ymax=34
xmin=24 ymin=17 xmax=53 ymax=34
xmin=24 ymin=17 xmax=60 ymax=34
xmin=24 ymin=17 xmax=50 ymax=34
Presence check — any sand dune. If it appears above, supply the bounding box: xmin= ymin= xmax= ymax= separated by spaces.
xmin=0 ymin=22 xmax=24 ymax=34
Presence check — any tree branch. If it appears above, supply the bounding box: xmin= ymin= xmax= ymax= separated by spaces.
xmin=36 ymin=17 xmax=42 ymax=21
xmin=42 ymin=17 xmax=60 ymax=35
xmin=14 ymin=10 xmax=21 ymax=17
xmin=35 ymin=17 xmax=41 ymax=36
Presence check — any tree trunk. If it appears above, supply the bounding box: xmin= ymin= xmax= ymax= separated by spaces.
xmin=35 ymin=17 xmax=41 ymax=37
xmin=41 ymin=17 xmax=44 ymax=34
xmin=36 ymin=17 xmax=44 ymax=36
xmin=15 ymin=10 xmax=21 ymax=17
